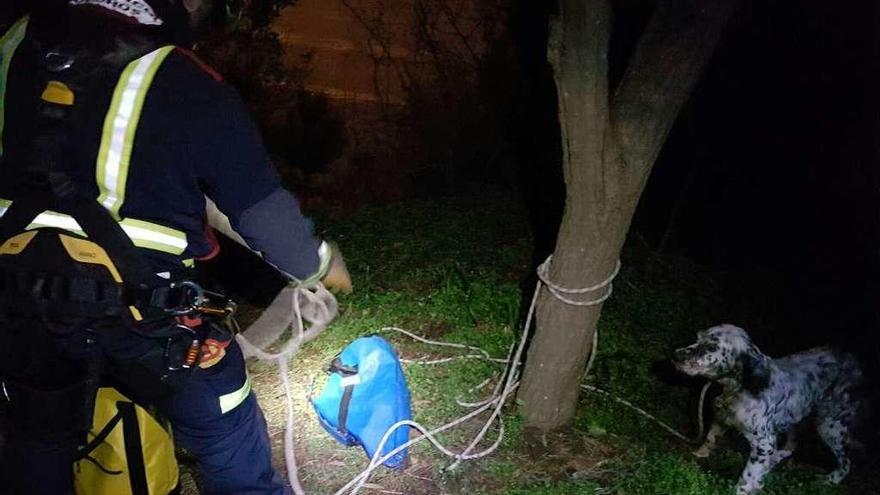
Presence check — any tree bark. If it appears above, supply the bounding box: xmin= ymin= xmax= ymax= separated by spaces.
xmin=519 ymin=0 xmax=737 ymax=430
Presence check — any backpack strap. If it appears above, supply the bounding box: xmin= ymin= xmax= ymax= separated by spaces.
xmin=329 ymin=357 xmax=359 ymax=436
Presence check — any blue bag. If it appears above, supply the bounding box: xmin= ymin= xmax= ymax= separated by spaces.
xmin=312 ymin=336 xmax=412 ymax=468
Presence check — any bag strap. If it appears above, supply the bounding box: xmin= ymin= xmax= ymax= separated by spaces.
xmin=337 ymin=382 xmax=355 ymax=437
xmin=76 ymin=409 xmax=123 ymax=460
xmin=329 ymin=357 xmax=358 ymax=436
xmin=118 ymin=400 xmax=149 ymax=495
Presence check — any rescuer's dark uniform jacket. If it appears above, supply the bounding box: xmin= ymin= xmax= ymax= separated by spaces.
xmin=0 ymin=8 xmax=308 ymax=494
xmin=0 ymin=9 xmax=325 ymax=280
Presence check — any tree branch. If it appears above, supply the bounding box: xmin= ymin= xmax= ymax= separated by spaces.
xmin=612 ymin=0 xmax=738 ymax=191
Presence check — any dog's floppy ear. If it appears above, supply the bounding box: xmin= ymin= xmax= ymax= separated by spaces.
xmin=740 ymin=352 xmax=770 ymax=395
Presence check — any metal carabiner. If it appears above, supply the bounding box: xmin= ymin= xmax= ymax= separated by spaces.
xmin=166 ymin=280 xmax=206 ymax=316
xmin=164 ymin=323 xmax=201 ymax=372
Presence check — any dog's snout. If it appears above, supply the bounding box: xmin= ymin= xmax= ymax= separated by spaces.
xmin=672 ymin=348 xmax=689 ymax=364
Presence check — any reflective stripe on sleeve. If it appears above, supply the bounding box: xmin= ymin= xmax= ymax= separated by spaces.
xmin=219 ymin=373 xmax=252 ymax=414
xmin=118 ymin=217 xmax=188 ymax=254
xmin=0 ymin=16 xmax=29 ymax=157
xmin=96 ymin=45 xmax=174 ymax=219
xmin=293 ymin=241 xmax=333 ymax=286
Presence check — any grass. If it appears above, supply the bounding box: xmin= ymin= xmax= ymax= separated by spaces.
xmin=203 ymin=192 xmax=876 ymax=495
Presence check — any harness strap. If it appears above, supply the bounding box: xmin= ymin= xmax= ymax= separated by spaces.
xmin=0 ymin=265 xmax=198 ymax=316
xmin=0 ymin=202 xmax=188 ymax=256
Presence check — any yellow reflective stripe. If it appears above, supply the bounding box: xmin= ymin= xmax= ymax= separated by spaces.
xmin=12 ymin=209 xmax=185 ymax=255
xmin=182 ymin=258 xmax=195 ymax=268
xmin=0 ymin=16 xmax=29 ymax=157
xmin=96 ymin=45 xmax=174 ymax=219
xmin=118 ymin=218 xmax=187 ymax=255
xmin=219 ymin=373 xmax=251 ymax=414
xmin=0 ymin=197 xmax=187 ymax=257
xmin=26 ymin=210 xmax=86 ymax=236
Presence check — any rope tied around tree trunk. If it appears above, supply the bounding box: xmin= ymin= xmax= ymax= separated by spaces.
xmin=535 ymin=255 xmax=708 ymax=445
xmin=536 ymin=256 xmax=622 ymax=306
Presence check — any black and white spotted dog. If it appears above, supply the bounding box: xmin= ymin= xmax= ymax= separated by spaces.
xmin=672 ymin=324 xmax=863 ymax=495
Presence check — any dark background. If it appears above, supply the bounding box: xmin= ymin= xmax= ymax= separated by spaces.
xmin=513 ymin=0 xmax=879 ymax=375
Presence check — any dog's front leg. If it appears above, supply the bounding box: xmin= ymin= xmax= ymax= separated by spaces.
xmin=736 ymin=433 xmax=776 ymax=495
xmin=693 ymin=422 xmax=726 ymax=458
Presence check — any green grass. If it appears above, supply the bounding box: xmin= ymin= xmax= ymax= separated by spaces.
xmin=256 ymin=193 xmax=872 ymax=494
xmin=502 ymin=479 xmax=601 ymax=495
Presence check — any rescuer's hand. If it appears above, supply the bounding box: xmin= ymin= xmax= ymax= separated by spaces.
xmin=322 ymin=243 xmax=352 ymax=295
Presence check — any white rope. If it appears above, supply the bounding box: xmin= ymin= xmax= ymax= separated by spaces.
xmin=335 ymin=284 xmax=543 ymax=494
xmin=208 ymin=203 xmax=335 ymax=493
xmin=235 ymin=252 xmax=705 ymax=495
xmin=235 ymin=284 xmax=339 ymax=495
xmin=334 ymin=254 xmax=705 ymax=494
xmin=332 ymin=386 xmax=517 ymax=495
xmin=380 ymin=327 xmax=510 ymax=365
xmin=579 ymin=383 xmax=709 ymax=444
xmin=537 ymin=256 xmax=709 ymax=445
xmin=536 ymin=257 xmax=621 ymax=306
xmin=278 ymin=355 xmax=306 ymax=495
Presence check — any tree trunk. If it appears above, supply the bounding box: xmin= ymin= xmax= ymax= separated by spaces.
xmin=519 ymin=0 xmax=737 ymax=430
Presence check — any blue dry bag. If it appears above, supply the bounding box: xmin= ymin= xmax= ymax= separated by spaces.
xmin=312 ymin=336 xmax=412 ymax=468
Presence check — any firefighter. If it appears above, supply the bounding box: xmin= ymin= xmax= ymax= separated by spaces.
xmin=0 ymin=1 xmax=350 ymax=493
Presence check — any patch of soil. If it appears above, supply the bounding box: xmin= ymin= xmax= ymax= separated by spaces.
xmin=519 ymin=427 xmax=621 ymax=484
xmin=391 ymin=318 xmax=454 ymax=341
xmin=417 ymin=321 xmax=454 ymax=340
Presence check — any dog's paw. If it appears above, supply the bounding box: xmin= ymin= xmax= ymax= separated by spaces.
xmin=735 ymin=479 xmax=762 ymax=495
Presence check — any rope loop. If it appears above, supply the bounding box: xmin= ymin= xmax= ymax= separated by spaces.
xmin=536 ymin=256 xmax=621 ymax=306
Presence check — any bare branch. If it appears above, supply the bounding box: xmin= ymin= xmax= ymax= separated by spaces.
xmin=612 ymin=0 xmax=739 ymax=190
